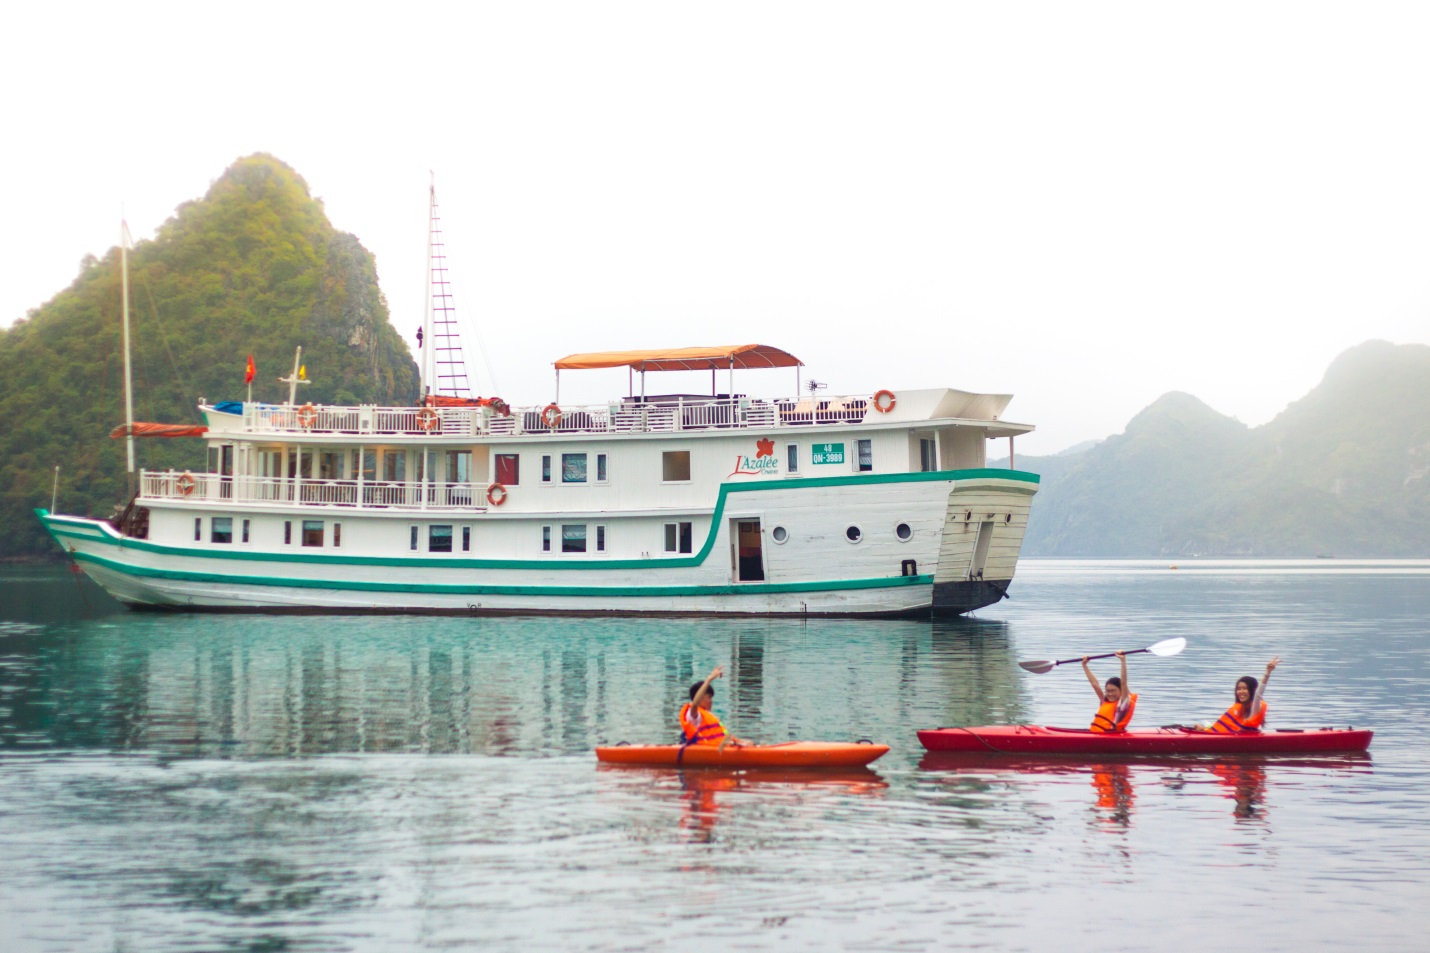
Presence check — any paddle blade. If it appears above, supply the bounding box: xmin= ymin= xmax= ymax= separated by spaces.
xmin=1148 ymin=637 xmax=1187 ymax=658
xmin=1018 ymin=659 xmax=1057 ymax=674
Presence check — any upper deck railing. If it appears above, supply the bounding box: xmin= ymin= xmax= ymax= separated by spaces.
xmin=140 ymin=471 xmax=485 ymax=511
xmin=221 ymin=395 xmax=872 ymax=438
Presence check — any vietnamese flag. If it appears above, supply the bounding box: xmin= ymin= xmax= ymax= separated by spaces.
xmin=244 ymin=354 xmax=256 ymax=384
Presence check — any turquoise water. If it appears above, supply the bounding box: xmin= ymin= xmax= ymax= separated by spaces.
xmin=1 ymin=560 xmax=1427 ymax=950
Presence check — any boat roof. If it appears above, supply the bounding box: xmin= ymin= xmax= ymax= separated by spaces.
xmin=554 ymin=344 xmax=802 ymax=372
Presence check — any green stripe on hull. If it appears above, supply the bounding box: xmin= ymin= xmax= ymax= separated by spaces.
xmin=73 ymin=549 xmax=933 ymax=598
xmin=36 ymin=468 xmax=1037 ymax=571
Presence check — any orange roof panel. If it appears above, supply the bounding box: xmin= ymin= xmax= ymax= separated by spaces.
xmin=554 ymin=344 xmax=803 ymax=372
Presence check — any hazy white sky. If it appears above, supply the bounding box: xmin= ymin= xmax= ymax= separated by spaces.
xmin=3 ymin=2 xmax=1427 ymax=455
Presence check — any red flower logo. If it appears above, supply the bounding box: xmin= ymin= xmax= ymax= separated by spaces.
xmin=755 ymin=438 xmax=775 ymax=458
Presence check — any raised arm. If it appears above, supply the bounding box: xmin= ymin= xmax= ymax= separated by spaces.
xmin=1082 ymin=656 xmax=1105 ymax=701
xmin=1118 ymin=651 xmax=1129 ymax=697
xmin=1255 ymin=656 xmax=1279 ymax=709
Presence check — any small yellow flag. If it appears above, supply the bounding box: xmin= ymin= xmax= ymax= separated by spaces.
xmin=299 ymin=365 xmax=307 ymax=380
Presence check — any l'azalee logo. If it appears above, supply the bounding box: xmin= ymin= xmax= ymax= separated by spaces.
xmin=730 ymin=438 xmax=779 ymax=477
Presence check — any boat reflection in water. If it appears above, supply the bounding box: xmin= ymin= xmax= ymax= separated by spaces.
xmin=918 ymin=752 xmax=1372 ymax=824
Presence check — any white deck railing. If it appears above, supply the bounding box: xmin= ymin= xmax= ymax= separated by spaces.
xmin=140 ymin=472 xmax=487 ymax=510
xmin=227 ymin=395 xmax=869 ymax=438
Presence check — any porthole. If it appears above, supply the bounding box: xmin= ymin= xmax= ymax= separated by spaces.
xmin=771 ymin=526 xmax=788 ymax=544
xmin=895 ymin=522 xmax=913 ymax=541
xmin=845 ymin=525 xmax=862 ymax=543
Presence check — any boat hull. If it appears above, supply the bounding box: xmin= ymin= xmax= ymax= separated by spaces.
xmin=916 ymin=725 xmax=1373 ymax=756
xmin=595 ymin=741 xmax=890 ymax=768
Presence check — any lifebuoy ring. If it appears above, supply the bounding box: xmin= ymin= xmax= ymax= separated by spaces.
xmin=487 ymin=483 xmax=508 ymax=506
xmin=541 ymin=403 xmax=562 ymax=429
xmin=417 ymin=407 xmax=439 ymax=431
xmin=872 ymin=389 xmax=897 ymax=413
xmin=176 ymin=472 xmax=196 ymax=496
xmin=297 ymin=402 xmax=318 ymax=428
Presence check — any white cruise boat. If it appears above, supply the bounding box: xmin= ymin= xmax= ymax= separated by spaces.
xmin=39 ymin=343 xmax=1039 ymax=616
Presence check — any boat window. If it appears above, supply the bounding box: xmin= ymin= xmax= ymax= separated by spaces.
xmin=319 ymin=451 xmax=343 ymax=480
xmin=361 ymin=451 xmax=377 ymax=483
xmin=595 ymin=525 xmax=606 ymax=552
xmin=194 ymin=518 xmax=202 ymax=542
xmin=211 ymin=517 xmax=231 ymax=544
xmin=596 ymin=453 xmax=608 ymax=483
xmin=562 ymin=524 xmax=587 ymax=553
xmin=382 ymin=450 xmax=406 ymax=482
xmin=462 ymin=526 xmax=471 ymax=552
xmin=541 ymin=455 xmax=552 ymax=484
xmin=496 ymin=454 xmax=520 ymax=485
xmin=664 ymin=521 xmax=694 ymax=554
xmin=846 ymin=525 xmax=862 ymax=543
xmin=542 ymin=525 xmax=552 ymax=552
xmin=429 ymin=525 xmax=453 ymax=553
xmin=562 ymin=453 xmax=588 ymax=483
xmin=446 ymin=450 xmax=472 ymax=483
xmin=857 ymin=439 xmax=873 ymax=472
xmin=662 ymin=451 xmax=691 ymax=482
xmin=896 ymin=522 xmax=913 ymax=541
xmin=919 ymin=438 xmax=937 ymax=473
xmin=786 ymin=444 xmax=799 ymax=474
xmin=333 ymin=523 xmax=342 ymax=548
xmin=771 ymin=526 xmax=788 ymax=544
xmin=242 ymin=519 xmax=251 ymax=544
xmin=410 ymin=526 xmax=418 ymax=551
xmin=302 ymin=520 xmax=325 ymax=547
xmin=285 ymin=521 xmax=293 ymax=545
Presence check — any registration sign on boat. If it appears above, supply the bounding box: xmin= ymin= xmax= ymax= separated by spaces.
xmin=812 ymin=442 xmax=845 ymax=465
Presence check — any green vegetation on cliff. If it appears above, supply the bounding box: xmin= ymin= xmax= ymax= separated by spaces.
xmin=1018 ymin=341 xmax=1430 ymax=556
xmin=0 ymin=154 xmax=419 ymax=559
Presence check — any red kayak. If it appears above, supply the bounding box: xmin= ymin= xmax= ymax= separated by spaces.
xmin=917 ymin=725 xmax=1373 ymax=756
xmin=595 ymin=741 xmax=889 ymax=769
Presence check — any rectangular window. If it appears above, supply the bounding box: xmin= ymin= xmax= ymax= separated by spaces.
xmin=857 ymin=438 xmax=873 ymax=472
xmin=241 ymin=519 xmax=250 ymax=544
xmin=662 ymin=450 xmax=691 ymax=482
xmin=429 ymin=525 xmax=453 ymax=553
xmin=595 ymin=525 xmax=606 ymax=552
xmin=333 ymin=523 xmax=342 ymax=548
xmin=786 ymin=443 xmax=799 ymax=474
xmin=542 ymin=525 xmax=552 ymax=552
xmin=541 ymin=455 xmax=552 ymax=483
xmin=920 ymin=438 xmax=937 ymax=473
xmin=302 ymin=520 xmax=324 ymax=547
xmin=462 ymin=526 xmax=471 ymax=552
xmin=495 ymin=454 xmax=520 ymax=486
xmin=382 ymin=450 xmax=406 ymax=482
xmin=562 ymin=524 xmax=587 ymax=553
xmin=211 ymin=517 xmax=232 ymax=544
xmin=664 ymin=521 xmax=694 ymax=554
xmin=596 ymin=453 xmax=607 ymax=483
xmin=410 ymin=525 xmax=419 ymax=551
xmin=284 ymin=521 xmax=292 ymax=545
xmin=194 ymin=517 xmax=202 ymax=542
xmin=562 ymin=453 xmax=588 ymax=483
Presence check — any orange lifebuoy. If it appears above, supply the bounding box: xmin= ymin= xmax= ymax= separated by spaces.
xmin=872 ymin=389 xmax=896 ymax=413
xmin=487 ymin=482 xmax=508 ymax=506
xmin=541 ymin=403 xmax=562 ymax=429
xmin=417 ymin=407 xmax=439 ymax=431
xmin=297 ymin=402 xmax=318 ymax=428
xmin=176 ymin=472 xmax=196 ymax=496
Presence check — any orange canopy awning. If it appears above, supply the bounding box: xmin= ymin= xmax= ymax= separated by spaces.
xmin=554 ymin=344 xmax=803 ymax=372
xmin=110 ymin=423 xmax=209 ymax=439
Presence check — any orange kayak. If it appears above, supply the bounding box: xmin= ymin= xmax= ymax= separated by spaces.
xmin=595 ymin=740 xmax=889 ymax=769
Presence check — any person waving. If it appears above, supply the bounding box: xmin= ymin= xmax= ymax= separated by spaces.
xmin=1083 ymin=650 xmax=1136 ymax=732
xmin=679 ymin=666 xmax=751 ymax=751
xmin=1203 ymin=657 xmax=1280 ymax=733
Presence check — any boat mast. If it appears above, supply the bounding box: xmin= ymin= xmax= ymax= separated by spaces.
xmin=427 ymin=174 xmax=473 ymax=398
xmin=421 ymin=176 xmax=434 ymax=397
xmin=120 ymin=218 xmax=136 ymax=494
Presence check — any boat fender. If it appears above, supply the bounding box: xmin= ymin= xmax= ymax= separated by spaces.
xmin=486 ymin=483 xmax=508 ymax=506
xmin=417 ymin=407 xmax=439 ymax=431
xmin=872 ymin=389 xmax=896 ymax=413
xmin=541 ymin=403 xmax=562 ymax=429
xmin=176 ymin=472 xmax=196 ymax=496
xmin=297 ymin=403 xmax=318 ymax=429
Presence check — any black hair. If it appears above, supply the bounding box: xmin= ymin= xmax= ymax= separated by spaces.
xmin=1236 ymin=676 xmax=1259 ymax=716
xmin=689 ymin=681 xmax=714 ymax=701
xmin=1104 ymin=676 xmax=1123 ymax=690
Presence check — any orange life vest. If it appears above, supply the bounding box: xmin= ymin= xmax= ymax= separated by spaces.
xmin=1210 ymin=700 xmax=1267 ymax=734
xmin=1090 ymin=693 xmax=1137 ymax=732
xmin=679 ymin=702 xmax=727 ymax=746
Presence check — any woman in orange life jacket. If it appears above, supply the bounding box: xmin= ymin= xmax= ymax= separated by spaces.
xmin=1198 ymin=656 xmax=1279 ymax=733
xmin=679 ymin=665 xmax=752 ymax=751
xmin=1082 ymin=651 xmax=1136 ymax=732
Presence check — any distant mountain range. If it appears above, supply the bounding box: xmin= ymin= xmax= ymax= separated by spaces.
xmin=998 ymin=341 xmax=1430 ymax=556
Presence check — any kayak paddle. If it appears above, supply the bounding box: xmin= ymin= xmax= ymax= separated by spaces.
xmin=1018 ymin=637 xmax=1187 ymax=675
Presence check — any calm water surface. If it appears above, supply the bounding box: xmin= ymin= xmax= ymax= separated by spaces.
xmin=1 ymin=560 xmax=1427 ymax=951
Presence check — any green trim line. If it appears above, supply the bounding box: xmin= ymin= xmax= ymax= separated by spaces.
xmin=71 ymin=548 xmax=933 ymax=598
xmin=35 ymin=467 xmax=1038 ymax=571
